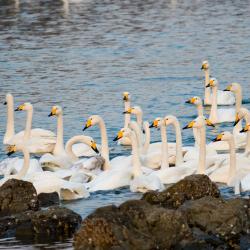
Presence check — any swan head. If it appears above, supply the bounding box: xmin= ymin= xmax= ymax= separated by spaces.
xmin=15 ymin=102 xmax=32 ymax=111
xmin=224 ymin=83 xmax=241 ymax=93
xmin=164 ymin=115 xmax=177 ymax=126
xmin=234 ymin=108 xmax=249 ymax=126
xmin=6 ymin=145 xmax=17 ymax=156
xmin=183 ymin=116 xmax=214 ymax=129
xmin=89 ymin=139 xmax=99 ymax=154
xmin=123 ymin=106 xmax=142 ymax=115
xmin=123 ymin=92 xmax=130 ymax=102
xmin=113 ymin=128 xmax=130 ymax=141
xmin=201 ymin=60 xmax=209 ymax=70
xmin=206 ymin=78 xmax=218 ymax=88
xmin=240 ymin=124 xmax=250 ymax=133
xmin=212 ymin=131 xmax=233 ymax=142
xmin=48 ymin=106 xmax=62 ymax=117
xmin=83 ymin=115 xmax=100 ymax=131
xmin=4 ymin=93 xmax=13 ymax=105
xmin=149 ymin=117 xmax=162 ymax=128
xmin=185 ymin=96 xmax=202 ymax=106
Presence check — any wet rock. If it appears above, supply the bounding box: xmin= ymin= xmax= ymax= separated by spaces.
xmin=142 ymin=174 xmax=220 ymax=209
xmin=0 ymin=179 xmax=39 ymax=216
xmin=16 ymin=206 xmax=82 ymax=237
xmin=74 ymin=200 xmax=192 ymax=250
xmin=38 ymin=192 xmax=59 ymax=207
xmin=179 ymin=196 xmax=249 ymax=248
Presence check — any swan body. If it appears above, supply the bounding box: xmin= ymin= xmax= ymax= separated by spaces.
xmin=3 ymin=144 xmax=89 ymax=200
xmin=207 ymin=78 xmax=235 ymax=123
xmin=201 ymin=61 xmax=235 ymax=105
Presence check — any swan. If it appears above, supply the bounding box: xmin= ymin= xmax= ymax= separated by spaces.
xmin=40 ymin=106 xmax=101 ymax=170
xmin=83 ymin=115 xmax=111 ymax=170
xmin=10 ymin=102 xmax=56 ymax=154
xmin=2 ymin=144 xmax=89 ymax=200
xmin=117 ymin=92 xmax=132 ymax=146
xmin=201 ymin=61 xmax=235 ymax=105
xmin=211 ymin=131 xmax=250 ymax=194
xmin=123 ymin=106 xmax=143 ymax=128
xmin=206 ymin=78 xmax=235 ymax=123
xmin=3 ymin=95 xmax=56 ymax=150
xmin=148 ymin=116 xmax=217 ymax=184
xmin=85 ymin=125 xmax=162 ymax=193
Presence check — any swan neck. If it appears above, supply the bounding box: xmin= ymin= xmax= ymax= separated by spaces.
xmin=130 ymin=131 xmax=142 ymax=177
xmin=53 ymin=112 xmax=65 ymax=155
xmin=142 ymin=124 xmax=150 ymax=154
xmin=65 ymin=136 xmax=86 ymax=162
xmin=124 ymin=101 xmax=130 ymax=128
xmin=198 ymin=126 xmax=206 ymax=174
xmin=99 ymin=118 xmax=110 ymax=170
xmin=209 ymin=86 xmax=218 ymax=123
xmin=228 ymin=137 xmax=236 ymax=182
xmin=136 ymin=113 xmax=143 ymax=128
xmin=130 ymin=122 xmax=143 ymax=149
xmin=4 ymin=96 xmax=15 ymax=144
xmin=204 ymin=69 xmax=211 ymax=103
xmin=17 ymin=147 xmax=30 ymax=179
xmin=235 ymin=89 xmax=242 ymax=112
xmin=197 ymin=103 xmax=203 ymax=116
xmin=173 ymin=119 xmax=183 ymax=166
xmin=161 ymin=123 xmax=169 ymax=169
xmin=24 ymin=107 xmax=33 ymax=140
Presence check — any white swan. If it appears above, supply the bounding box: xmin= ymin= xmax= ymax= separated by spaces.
xmin=117 ymin=92 xmax=132 ymax=146
xmin=210 ymin=131 xmax=250 ymax=194
xmin=123 ymin=106 xmax=143 ymax=128
xmin=83 ymin=115 xmax=111 ymax=170
xmin=40 ymin=106 xmax=101 ymax=170
xmin=3 ymin=95 xmax=56 ymax=151
xmin=206 ymin=78 xmax=235 ymax=123
xmin=85 ymin=125 xmax=162 ymax=193
xmin=2 ymin=145 xmax=89 ymax=200
xmin=148 ymin=116 xmax=216 ymax=184
xmin=201 ymin=61 xmax=235 ymax=105
xmin=9 ymin=102 xmax=56 ymax=153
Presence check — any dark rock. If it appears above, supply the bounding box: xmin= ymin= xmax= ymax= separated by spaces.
xmin=16 ymin=206 xmax=82 ymax=237
xmin=0 ymin=179 xmax=39 ymax=216
xmin=74 ymin=199 xmax=192 ymax=250
xmin=142 ymin=174 xmax=220 ymax=209
xmin=38 ymin=192 xmax=59 ymax=207
xmin=179 ymin=196 xmax=249 ymax=248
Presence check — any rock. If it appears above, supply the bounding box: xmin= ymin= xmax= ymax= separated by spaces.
xmin=74 ymin=200 xmax=192 ymax=250
xmin=142 ymin=174 xmax=220 ymax=209
xmin=38 ymin=192 xmax=59 ymax=207
xmin=178 ymin=196 xmax=249 ymax=248
xmin=0 ymin=179 xmax=39 ymax=216
xmin=16 ymin=206 xmax=82 ymax=237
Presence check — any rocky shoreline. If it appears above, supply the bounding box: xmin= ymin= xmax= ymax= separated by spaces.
xmin=0 ymin=179 xmax=82 ymax=240
xmin=1 ymin=175 xmax=250 ymax=249
xmin=74 ymin=175 xmax=250 ymax=250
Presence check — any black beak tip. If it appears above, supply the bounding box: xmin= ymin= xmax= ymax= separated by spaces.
xmin=212 ymin=138 xmax=217 ymax=142
xmin=240 ymin=129 xmax=245 ymax=133
xmin=233 ymin=121 xmax=239 ymax=126
xmin=185 ymin=100 xmax=190 ymax=104
xmin=205 ymin=84 xmax=210 ymax=88
xmin=3 ymin=102 xmax=7 ymax=105
xmin=94 ymin=148 xmax=99 ymax=154
xmin=182 ymin=126 xmax=188 ymax=130
xmin=113 ymin=136 xmax=119 ymax=142
xmin=7 ymin=151 xmax=14 ymax=156
xmin=223 ymin=89 xmax=229 ymax=91
xmin=149 ymin=124 xmax=154 ymax=128
xmin=14 ymin=108 xmax=19 ymax=111
xmin=82 ymin=126 xmax=87 ymax=131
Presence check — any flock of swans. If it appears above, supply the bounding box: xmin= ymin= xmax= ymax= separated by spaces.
xmin=1 ymin=60 xmax=250 ymax=200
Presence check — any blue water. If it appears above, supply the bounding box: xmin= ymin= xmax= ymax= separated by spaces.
xmin=0 ymin=0 xmax=250 ymax=248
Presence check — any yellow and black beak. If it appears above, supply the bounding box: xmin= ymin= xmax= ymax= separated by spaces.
xmin=212 ymin=133 xmax=223 ymax=142
xmin=205 ymin=119 xmax=215 ymax=127
xmin=15 ymin=104 xmax=24 ymax=111
xmin=233 ymin=114 xmax=241 ymax=126
xmin=113 ymin=130 xmax=124 ymax=141
xmin=149 ymin=119 xmax=159 ymax=128
xmin=240 ymin=124 xmax=250 ymax=133
xmin=183 ymin=120 xmax=195 ymax=130
xmin=6 ymin=145 xmax=16 ymax=156
xmin=48 ymin=107 xmax=57 ymax=117
xmin=83 ymin=119 xmax=92 ymax=131
xmin=206 ymin=79 xmax=214 ymax=88
xmin=185 ymin=97 xmax=196 ymax=104
xmin=91 ymin=141 xmax=99 ymax=154
xmin=123 ymin=108 xmax=132 ymax=114
xmin=201 ymin=64 xmax=205 ymax=70
xmin=224 ymin=85 xmax=232 ymax=92
xmin=3 ymin=101 xmax=7 ymax=105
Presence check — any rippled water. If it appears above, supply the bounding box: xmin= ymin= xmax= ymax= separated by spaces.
xmin=0 ymin=0 xmax=250 ymax=248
